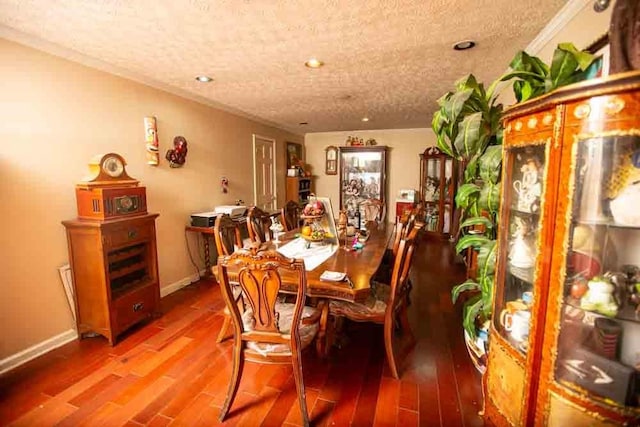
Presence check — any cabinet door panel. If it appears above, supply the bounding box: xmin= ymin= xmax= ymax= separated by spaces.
xmin=494 ymin=142 xmax=549 ymax=354
xmin=553 ymin=132 xmax=640 ymax=408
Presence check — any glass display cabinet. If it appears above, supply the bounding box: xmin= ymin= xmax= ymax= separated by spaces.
xmin=339 ymin=146 xmax=387 ymax=229
xmin=484 ymin=72 xmax=640 ymax=426
xmin=419 ymin=147 xmax=457 ymax=236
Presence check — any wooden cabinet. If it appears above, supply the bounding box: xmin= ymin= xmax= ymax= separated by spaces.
xmin=286 ymin=176 xmax=313 ymax=204
xmin=484 ymin=72 xmax=640 ymax=426
xmin=62 ymin=213 xmax=160 ymax=345
xmin=339 ymin=146 xmax=387 ymax=228
xmin=419 ymin=147 xmax=457 ymax=236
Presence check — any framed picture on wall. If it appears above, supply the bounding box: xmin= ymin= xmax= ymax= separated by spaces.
xmin=286 ymin=142 xmax=303 ymax=169
xmin=584 ymin=33 xmax=610 ymax=80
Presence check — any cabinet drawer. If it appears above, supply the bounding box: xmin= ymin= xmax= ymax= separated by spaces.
xmin=113 ymin=284 xmax=157 ymax=333
xmin=105 ymin=222 xmax=153 ymax=248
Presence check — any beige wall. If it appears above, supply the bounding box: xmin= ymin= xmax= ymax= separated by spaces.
xmin=304 ymin=129 xmax=436 ymax=220
xmin=0 ymin=38 xmax=302 ymax=360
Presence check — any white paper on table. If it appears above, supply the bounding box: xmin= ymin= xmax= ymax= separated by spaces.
xmin=277 ymin=238 xmax=337 ymax=271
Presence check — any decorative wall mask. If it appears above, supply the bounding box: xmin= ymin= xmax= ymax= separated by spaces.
xmin=166 ymin=136 xmax=188 ymax=168
xmin=144 ymin=116 xmax=159 ymax=166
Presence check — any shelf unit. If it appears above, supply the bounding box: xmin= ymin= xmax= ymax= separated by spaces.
xmin=419 ymin=146 xmax=457 ymax=237
xmin=484 ymin=72 xmax=640 ymax=426
xmin=62 ymin=213 xmax=160 ymax=345
xmin=286 ymin=176 xmax=312 ymax=204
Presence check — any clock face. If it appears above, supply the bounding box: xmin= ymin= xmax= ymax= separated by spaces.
xmin=103 ymin=156 xmax=124 ymax=178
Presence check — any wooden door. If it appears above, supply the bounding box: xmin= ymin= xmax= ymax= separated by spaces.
xmin=253 ymin=135 xmax=277 ymax=211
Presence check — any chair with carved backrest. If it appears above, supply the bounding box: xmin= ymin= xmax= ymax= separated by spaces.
xmin=359 ymin=198 xmax=386 ymax=230
xmin=329 ymin=222 xmax=423 ymax=379
xmin=246 ymin=206 xmax=274 ymax=244
xmin=281 ymin=200 xmax=303 ymax=232
xmin=217 ymin=245 xmax=322 ymax=426
xmin=213 ymin=214 xmax=244 ymax=343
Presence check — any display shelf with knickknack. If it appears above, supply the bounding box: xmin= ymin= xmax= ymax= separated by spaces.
xmin=419 ymin=146 xmax=457 ymax=237
xmin=286 ymin=176 xmax=313 ymax=204
xmin=484 ymin=72 xmax=640 ymax=427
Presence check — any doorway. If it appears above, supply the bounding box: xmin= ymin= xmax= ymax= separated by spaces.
xmin=252 ymin=135 xmax=277 ymax=211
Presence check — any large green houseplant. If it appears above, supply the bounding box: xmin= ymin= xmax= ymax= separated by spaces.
xmin=433 ymin=43 xmax=596 ymax=342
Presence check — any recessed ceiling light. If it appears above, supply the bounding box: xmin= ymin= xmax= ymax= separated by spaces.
xmin=299 ymin=122 xmax=308 ymax=125
xmin=304 ymin=58 xmax=324 ymax=68
xmin=362 ymin=117 xmax=370 ymax=122
xmin=453 ymin=40 xmax=476 ymax=51
xmin=195 ymin=75 xmax=213 ymax=82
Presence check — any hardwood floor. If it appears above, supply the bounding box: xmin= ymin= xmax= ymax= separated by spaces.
xmin=0 ymin=238 xmax=485 ymax=426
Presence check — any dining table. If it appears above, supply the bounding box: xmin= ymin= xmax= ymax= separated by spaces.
xmin=215 ymin=224 xmax=393 ymax=356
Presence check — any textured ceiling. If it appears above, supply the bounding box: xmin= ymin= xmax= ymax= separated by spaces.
xmin=0 ymin=0 xmax=566 ymax=133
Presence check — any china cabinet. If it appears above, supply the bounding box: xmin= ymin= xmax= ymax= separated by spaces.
xmin=419 ymin=147 xmax=457 ymax=236
xmin=484 ymin=72 xmax=640 ymax=426
xmin=339 ymin=146 xmax=387 ymax=229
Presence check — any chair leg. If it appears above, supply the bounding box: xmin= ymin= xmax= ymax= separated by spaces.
xmin=219 ymin=339 xmax=244 ymax=422
xmin=216 ymin=314 xmax=232 ymax=343
xmin=399 ymin=302 xmax=415 ymax=346
xmin=384 ymin=318 xmax=400 ymax=379
xmin=291 ymin=350 xmax=311 ymax=427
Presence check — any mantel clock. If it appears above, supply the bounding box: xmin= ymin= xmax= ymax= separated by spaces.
xmin=75 ymin=153 xmax=147 ymax=220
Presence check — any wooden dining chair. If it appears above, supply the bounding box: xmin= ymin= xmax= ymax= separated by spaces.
xmin=281 ymin=200 xmax=302 ymax=231
xmin=360 ymin=198 xmax=386 ymax=229
xmin=329 ymin=223 xmax=422 ymax=379
xmin=212 ymin=214 xmax=244 ymax=343
xmin=217 ymin=245 xmax=323 ymax=426
xmin=246 ymin=206 xmax=273 ymax=243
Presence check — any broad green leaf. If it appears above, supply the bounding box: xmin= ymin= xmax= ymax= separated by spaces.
xmin=455 ymin=183 xmax=480 ymax=208
xmin=463 ymin=158 xmax=479 ymax=183
xmin=460 ymin=216 xmax=493 ymax=230
xmin=549 ymin=47 xmax=578 ymax=90
xmin=476 ymin=239 xmax=497 ymax=280
xmin=557 ymin=42 xmax=595 ymax=71
xmin=519 ymin=80 xmax=534 ymax=102
xmin=444 ymin=88 xmax=474 ymax=124
xmin=452 ymin=279 xmax=480 ymax=304
xmin=480 ymin=275 xmax=495 ymax=317
xmin=453 ymin=112 xmax=486 ymax=160
xmin=463 ymin=294 xmax=483 ymax=338
xmin=436 ymin=132 xmax=455 ymax=158
xmin=432 ymin=109 xmax=446 ymax=134
xmin=455 ymin=234 xmax=490 ymax=253
xmin=437 ymin=92 xmax=452 ymax=107
xmin=455 ymin=74 xmax=479 ymax=91
xmin=478 ymin=183 xmax=501 ymax=214
xmin=499 ymin=70 xmax=546 ymax=83
xmin=478 ymin=145 xmax=503 ymax=184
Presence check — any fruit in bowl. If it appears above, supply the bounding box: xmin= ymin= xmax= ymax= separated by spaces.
xmin=303 ymin=199 xmax=325 ymax=217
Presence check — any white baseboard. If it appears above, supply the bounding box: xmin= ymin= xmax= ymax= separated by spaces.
xmin=0 ymin=328 xmax=78 ymax=376
xmin=0 ymin=271 xmax=206 ymax=376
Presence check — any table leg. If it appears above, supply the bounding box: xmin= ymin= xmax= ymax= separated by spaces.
xmin=203 ymin=233 xmax=212 ymax=277
xmin=316 ymin=299 xmax=330 ymax=358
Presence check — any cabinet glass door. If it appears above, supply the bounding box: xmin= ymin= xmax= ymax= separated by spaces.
xmin=494 ymin=144 xmax=547 ymax=354
xmin=340 ymin=150 xmax=384 ymax=227
xmin=554 ymin=134 xmax=640 ymax=408
xmin=424 ymin=157 xmax=441 ymax=232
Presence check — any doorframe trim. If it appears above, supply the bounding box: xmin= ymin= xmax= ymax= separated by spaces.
xmin=252 ymin=134 xmax=277 ymax=209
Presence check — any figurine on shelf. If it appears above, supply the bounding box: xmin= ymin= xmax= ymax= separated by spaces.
xmin=352 ymin=231 xmax=364 ymax=250
xmin=337 ymin=209 xmax=348 ymax=239
xmin=513 ymin=156 xmax=542 ymax=213
xmin=509 ymin=217 xmax=535 ymax=269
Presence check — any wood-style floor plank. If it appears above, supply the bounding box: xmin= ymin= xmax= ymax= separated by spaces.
xmin=0 ymin=239 xmax=485 ymax=426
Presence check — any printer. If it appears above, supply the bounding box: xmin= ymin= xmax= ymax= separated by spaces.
xmin=214 ymin=205 xmax=247 ymax=218
xmin=190 ymin=211 xmax=218 ymax=227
